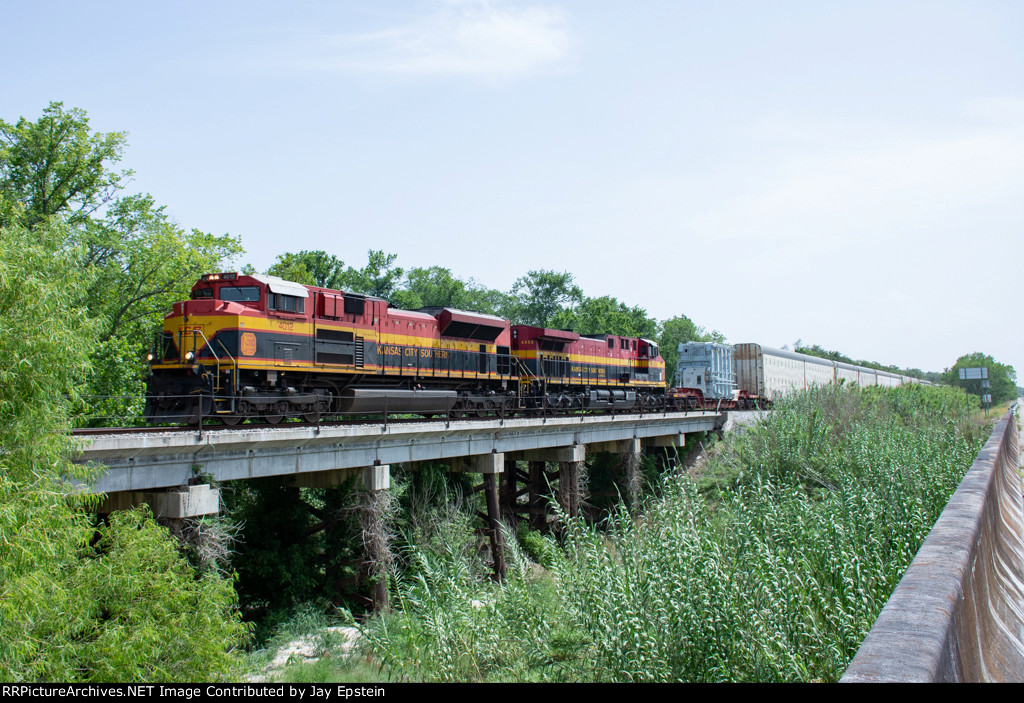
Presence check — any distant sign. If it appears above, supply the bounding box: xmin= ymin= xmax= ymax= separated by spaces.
xmin=983 ymin=394 xmax=992 ymax=404
xmin=959 ymin=367 xmax=988 ymax=380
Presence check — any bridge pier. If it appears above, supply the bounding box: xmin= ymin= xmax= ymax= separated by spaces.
xmin=450 ymin=452 xmax=507 ymax=581
xmin=558 ymin=459 xmax=584 ymax=522
xmin=588 ymin=438 xmax=643 ymax=511
xmin=98 ymin=483 xmax=221 ymax=519
xmin=360 ymin=481 xmax=393 ymax=612
xmin=267 ymin=464 xmax=396 ymax=612
xmin=76 ymin=412 xmax=721 ymax=610
xmin=501 ymin=457 xmax=519 ymax=530
xmin=501 ymin=445 xmax=588 ymax=532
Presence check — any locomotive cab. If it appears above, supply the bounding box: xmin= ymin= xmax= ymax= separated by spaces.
xmin=146 ymin=272 xmax=314 ymax=422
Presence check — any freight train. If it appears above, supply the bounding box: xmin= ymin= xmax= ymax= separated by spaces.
xmin=144 ymin=273 xmax=667 ymax=424
xmin=672 ymin=341 xmax=929 ymax=410
xmin=144 ymin=273 xmax=929 ymax=424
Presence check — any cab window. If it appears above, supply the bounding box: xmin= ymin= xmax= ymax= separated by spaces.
xmin=219 ymin=286 xmax=261 ymax=303
xmin=270 ymin=293 xmax=305 ymax=314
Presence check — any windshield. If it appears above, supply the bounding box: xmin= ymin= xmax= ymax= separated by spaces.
xmin=218 ymin=286 xmax=261 ymax=303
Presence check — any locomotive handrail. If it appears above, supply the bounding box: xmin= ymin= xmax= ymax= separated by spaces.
xmin=513 ymin=355 xmax=542 ymax=401
xmin=213 ymin=337 xmax=239 ymax=396
xmin=188 ymin=329 xmax=232 ymax=415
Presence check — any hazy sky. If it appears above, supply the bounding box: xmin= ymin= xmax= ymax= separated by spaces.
xmin=4 ymin=1 xmax=1022 ymax=377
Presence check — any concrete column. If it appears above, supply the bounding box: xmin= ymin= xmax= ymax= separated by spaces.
xmin=448 ymin=453 xmax=508 ymax=582
xmin=98 ymin=484 xmax=220 ymax=518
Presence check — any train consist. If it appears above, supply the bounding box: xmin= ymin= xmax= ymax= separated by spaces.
xmin=143 ymin=273 xmax=929 ymax=424
xmin=144 ymin=273 xmax=666 ymax=423
xmin=672 ymin=341 xmax=928 ymax=410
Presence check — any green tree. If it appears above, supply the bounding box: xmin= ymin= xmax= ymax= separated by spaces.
xmin=76 ymin=195 xmax=241 ymax=425
xmin=83 ymin=194 xmax=243 ymax=342
xmin=943 ymin=352 xmax=1017 ymax=404
xmin=508 ymin=270 xmax=582 ymax=327
xmin=267 ymin=250 xmax=347 ymax=289
xmin=0 ymin=222 xmax=248 ymax=681
xmin=402 ymin=266 xmax=469 ymax=308
xmin=1 ymin=104 xmax=242 ymax=425
xmin=0 ymin=101 xmax=131 ymax=228
xmin=396 ymin=266 xmax=508 ymax=314
xmin=550 ymin=295 xmax=657 ymax=338
xmin=341 ymin=249 xmax=405 ymax=299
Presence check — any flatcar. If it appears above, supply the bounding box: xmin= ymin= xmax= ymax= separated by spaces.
xmin=144 ymin=273 xmax=666 ymax=423
xmin=669 ymin=341 xmax=758 ymax=410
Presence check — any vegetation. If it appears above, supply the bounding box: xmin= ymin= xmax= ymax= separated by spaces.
xmin=0 ymin=222 xmax=248 ymax=682
xmin=1 ymin=101 xmax=241 ymax=426
xmin=357 ymin=384 xmax=984 ymax=682
xmin=941 ymin=352 xmax=1018 ymax=404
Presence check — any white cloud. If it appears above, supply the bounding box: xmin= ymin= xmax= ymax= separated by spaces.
xmin=263 ymin=1 xmax=571 ymax=80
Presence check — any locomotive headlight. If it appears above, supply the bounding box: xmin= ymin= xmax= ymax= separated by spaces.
xmin=146 ymin=353 xmax=154 ymax=362
xmin=185 ymin=351 xmax=195 ymax=361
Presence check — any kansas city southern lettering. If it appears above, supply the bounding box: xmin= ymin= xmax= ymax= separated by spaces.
xmin=377 ymin=345 xmax=450 ymax=359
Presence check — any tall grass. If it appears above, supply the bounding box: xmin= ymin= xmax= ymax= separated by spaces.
xmin=361 ymin=384 xmax=984 ymax=682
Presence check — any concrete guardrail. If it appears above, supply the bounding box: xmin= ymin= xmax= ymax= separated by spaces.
xmin=842 ymin=406 xmax=1024 ymax=682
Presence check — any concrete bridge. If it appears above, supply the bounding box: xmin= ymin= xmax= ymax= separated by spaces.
xmin=75 ymin=410 xmax=719 ymax=517
xmin=75 ymin=410 xmax=721 ymax=606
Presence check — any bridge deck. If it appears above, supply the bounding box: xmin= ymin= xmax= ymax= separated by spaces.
xmin=75 ymin=411 xmax=720 ymax=494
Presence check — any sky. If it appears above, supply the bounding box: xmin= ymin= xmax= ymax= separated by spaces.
xmin=4 ymin=0 xmax=1022 ymax=378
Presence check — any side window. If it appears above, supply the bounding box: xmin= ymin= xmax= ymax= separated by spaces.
xmin=270 ymin=293 xmax=305 ymax=313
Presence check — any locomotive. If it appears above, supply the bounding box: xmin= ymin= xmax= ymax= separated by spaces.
xmin=144 ymin=273 xmax=667 ymax=424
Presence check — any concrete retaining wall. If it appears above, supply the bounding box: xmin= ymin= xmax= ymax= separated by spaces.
xmin=842 ymin=408 xmax=1024 ymax=682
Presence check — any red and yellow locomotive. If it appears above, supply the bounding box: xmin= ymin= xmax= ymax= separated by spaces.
xmin=144 ymin=273 xmax=666 ymax=423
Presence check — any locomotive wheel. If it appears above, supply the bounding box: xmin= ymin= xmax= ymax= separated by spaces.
xmin=221 ymin=415 xmax=243 ymax=427
xmin=264 ymin=402 xmax=288 ymax=425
